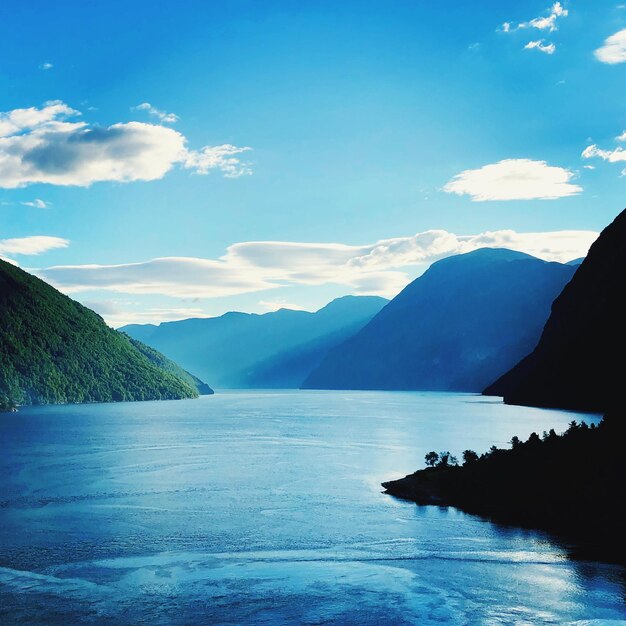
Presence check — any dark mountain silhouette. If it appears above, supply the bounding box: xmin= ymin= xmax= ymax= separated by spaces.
xmin=0 ymin=260 xmax=211 ymax=411
xmin=485 ymin=209 xmax=625 ymax=412
xmin=121 ymin=295 xmax=387 ymax=388
xmin=303 ymin=248 xmax=578 ymax=392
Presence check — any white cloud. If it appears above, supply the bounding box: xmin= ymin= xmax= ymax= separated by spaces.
xmin=21 ymin=198 xmax=50 ymax=208
xmin=39 ymin=62 xmax=53 ymax=71
xmin=35 ymin=228 xmax=597 ymax=301
xmin=443 ymin=158 xmax=582 ymax=201
xmin=346 ymin=271 xmax=411 ymax=297
xmin=0 ymin=101 xmax=251 ymax=188
xmin=501 ymin=2 xmax=568 ymax=33
xmin=183 ymin=144 xmax=252 ymax=178
xmin=81 ymin=299 xmax=208 ymax=327
xmin=583 ymin=129 xmax=626 ymax=168
xmin=0 ymin=101 xmax=78 ymax=138
xmin=523 ymin=2 xmax=568 ymax=31
xmin=37 ymin=256 xmax=277 ymax=298
xmin=132 ymin=102 xmax=179 ymax=124
xmin=259 ymin=299 xmax=307 ymax=312
xmin=0 ymin=235 xmax=69 ymax=256
xmin=582 ymin=143 xmax=626 ymax=163
xmin=524 ymin=40 xmax=556 ymax=54
xmin=594 ymin=28 xmax=626 ymax=64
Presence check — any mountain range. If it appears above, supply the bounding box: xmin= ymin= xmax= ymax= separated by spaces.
xmin=4 ymin=234 xmax=604 ymax=408
xmin=303 ymin=248 xmax=580 ymax=392
xmin=121 ymin=295 xmax=388 ymax=388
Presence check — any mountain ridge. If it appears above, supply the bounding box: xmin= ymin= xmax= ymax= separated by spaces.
xmin=121 ymin=295 xmax=388 ymax=388
xmin=303 ymin=248 xmax=578 ymax=392
xmin=484 ymin=209 xmax=626 ymax=412
xmin=0 ymin=260 xmax=212 ymax=410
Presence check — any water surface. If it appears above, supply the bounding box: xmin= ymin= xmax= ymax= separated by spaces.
xmin=0 ymin=391 xmax=624 ymax=624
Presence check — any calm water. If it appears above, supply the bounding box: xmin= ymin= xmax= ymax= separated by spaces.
xmin=0 ymin=391 xmax=624 ymax=625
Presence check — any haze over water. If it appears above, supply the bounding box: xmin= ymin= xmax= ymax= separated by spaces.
xmin=1 ymin=391 xmax=623 ymax=624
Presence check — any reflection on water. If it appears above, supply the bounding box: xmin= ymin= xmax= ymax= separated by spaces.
xmin=0 ymin=391 xmax=623 ymax=624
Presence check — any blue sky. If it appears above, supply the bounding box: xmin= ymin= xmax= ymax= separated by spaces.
xmin=1 ymin=0 xmax=624 ymax=325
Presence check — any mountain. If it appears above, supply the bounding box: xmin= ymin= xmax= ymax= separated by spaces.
xmin=0 ymin=259 xmax=212 ymax=411
xmin=127 ymin=337 xmax=213 ymax=396
xmin=484 ymin=209 xmax=625 ymax=412
xmin=121 ymin=295 xmax=388 ymax=388
xmin=303 ymin=248 xmax=578 ymax=392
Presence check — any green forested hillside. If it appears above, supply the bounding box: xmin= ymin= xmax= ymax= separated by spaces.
xmin=128 ymin=336 xmax=214 ymax=395
xmin=0 ymin=259 xmax=208 ymax=410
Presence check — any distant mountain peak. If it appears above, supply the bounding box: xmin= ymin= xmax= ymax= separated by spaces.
xmin=316 ymin=294 xmax=389 ymax=315
xmin=121 ymin=294 xmax=388 ymax=389
xmin=303 ymin=247 xmax=576 ymax=393
xmin=433 ymin=247 xmax=539 ymax=268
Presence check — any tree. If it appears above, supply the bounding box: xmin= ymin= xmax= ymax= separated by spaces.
xmin=438 ymin=451 xmax=455 ymax=467
xmin=425 ymin=451 xmax=439 ymax=467
xmin=510 ymin=436 xmax=521 ymax=449
xmin=463 ymin=449 xmax=479 ymax=465
xmin=567 ymin=420 xmax=579 ymax=434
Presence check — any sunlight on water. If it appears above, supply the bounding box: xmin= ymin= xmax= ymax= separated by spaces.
xmin=0 ymin=391 xmax=623 ymax=624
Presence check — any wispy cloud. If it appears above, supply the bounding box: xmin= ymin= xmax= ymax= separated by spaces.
xmin=0 ymin=235 xmax=69 ymax=257
xmin=521 ymin=2 xmax=568 ymax=31
xmin=524 ymin=40 xmax=556 ymax=54
xmin=594 ymin=28 xmax=626 ymax=64
xmin=0 ymin=101 xmax=252 ymax=188
xmin=0 ymin=101 xmax=77 ymax=137
xmin=182 ymin=144 xmax=253 ymax=178
xmin=38 ymin=256 xmax=277 ymax=298
xmin=39 ymin=62 xmax=53 ymax=70
xmin=582 ymin=143 xmax=626 ymax=164
xmin=501 ymin=2 xmax=568 ymax=33
xmin=259 ymin=299 xmax=307 ymax=312
xmin=21 ymin=198 xmax=51 ymax=209
xmin=500 ymin=3 xmax=567 ymax=54
xmin=582 ymin=130 xmax=626 ymax=169
xmin=81 ymin=299 xmax=208 ymax=327
xmin=35 ymin=228 xmax=598 ymax=301
xmin=132 ymin=102 xmax=179 ymax=124
xmin=443 ymin=159 xmax=582 ymax=201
